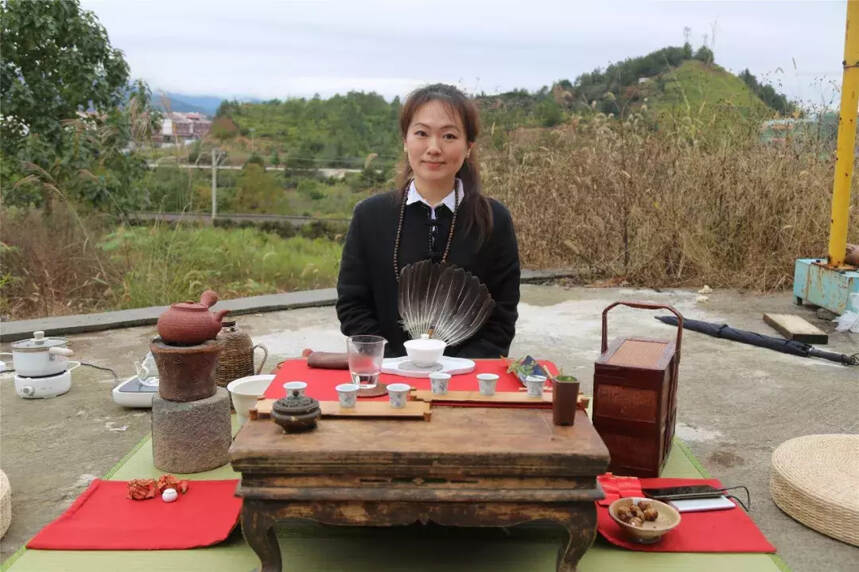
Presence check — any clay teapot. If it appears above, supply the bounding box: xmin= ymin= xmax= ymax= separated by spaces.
xmin=157 ymin=290 xmax=230 ymax=346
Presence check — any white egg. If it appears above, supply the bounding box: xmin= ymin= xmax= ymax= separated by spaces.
xmin=161 ymin=487 xmax=178 ymax=503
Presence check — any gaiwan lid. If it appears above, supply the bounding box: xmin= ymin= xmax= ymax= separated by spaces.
xmin=273 ymin=390 xmax=320 ymax=416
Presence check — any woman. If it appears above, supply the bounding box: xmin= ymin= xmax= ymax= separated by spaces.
xmin=336 ymin=84 xmax=520 ymax=358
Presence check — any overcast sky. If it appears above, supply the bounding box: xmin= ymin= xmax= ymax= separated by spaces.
xmin=80 ymin=0 xmax=846 ymax=107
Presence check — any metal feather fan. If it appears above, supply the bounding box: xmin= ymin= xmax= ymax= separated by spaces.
xmin=398 ymin=260 xmax=495 ymax=346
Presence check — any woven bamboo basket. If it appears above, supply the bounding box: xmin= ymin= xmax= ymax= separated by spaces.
xmin=0 ymin=469 xmax=11 ymax=538
xmin=213 ymin=321 xmax=267 ymax=388
xmin=770 ymin=434 xmax=859 ymax=547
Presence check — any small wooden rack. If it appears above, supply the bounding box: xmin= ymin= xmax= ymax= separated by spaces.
xmin=251 ymin=398 xmax=431 ymax=420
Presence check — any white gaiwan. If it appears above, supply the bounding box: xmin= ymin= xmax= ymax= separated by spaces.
xmin=403 ymin=335 xmax=446 ymax=367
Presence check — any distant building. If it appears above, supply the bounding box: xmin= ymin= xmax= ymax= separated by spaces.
xmin=155 ymin=112 xmax=211 ymax=143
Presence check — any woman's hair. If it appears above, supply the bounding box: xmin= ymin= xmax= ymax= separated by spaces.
xmin=395 ymin=83 xmax=493 ymax=242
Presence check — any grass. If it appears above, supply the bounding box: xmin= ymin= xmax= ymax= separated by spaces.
xmin=647 ymin=60 xmax=771 ymax=122
xmin=483 ymin=108 xmax=852 ymax=291
xmin=100 ymin=225 xmax=341 ymax=308
xmin=0 ymin=207 xmax=342 ymax=319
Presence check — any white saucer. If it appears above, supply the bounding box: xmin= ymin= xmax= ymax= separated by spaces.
xmin=381 ymin=356 xmax=475 ymax=378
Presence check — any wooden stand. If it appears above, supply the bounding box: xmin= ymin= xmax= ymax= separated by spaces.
xmin=230 ymin=408 xmax=609 ymax=571
xmin=253 ymin=399 xmax=431 ymax=420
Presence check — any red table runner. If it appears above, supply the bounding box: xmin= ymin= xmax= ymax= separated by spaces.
xmin=267 ymin=358 xmax=557 ymax=408
xmin=27 ymin=479 xmax=242 ymax=550
xmin=596 ymin=475 xmax=776 ymax=553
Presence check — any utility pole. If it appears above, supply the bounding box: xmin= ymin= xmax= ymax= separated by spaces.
xmin=211 ymin=147 xmax=217 ymax=224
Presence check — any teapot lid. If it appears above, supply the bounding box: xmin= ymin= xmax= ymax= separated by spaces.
xmin=170 ymin=301 xmax=209 ymax=311
xmin=273 ymin=391 xmax=320 ymax=415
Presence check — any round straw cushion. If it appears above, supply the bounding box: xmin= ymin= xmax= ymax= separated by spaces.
xmin=770 ymin=434 xmax=859 ymax=546
xmin=0 ymin=469 xmax=11 ymax=538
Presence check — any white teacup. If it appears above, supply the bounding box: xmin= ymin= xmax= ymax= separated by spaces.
xmin=336 ymin=383 xmax=359 ymax=408
xmin=387 ymin=383 xmax=411 ymax=408
xmin=404 ymin=337 xmax=446 ymax=367
xmin=283 ymin=381 xmax=308 ymax=397
xmin=525 ymin=375 xmax=546 ymax=398
xmin=226 ymin=374 xmax=275 ymax=426
xmin=477 ymin=373 xmax=499 ymax=396
xmin=429 ymin=372 xmax=451 ymax=395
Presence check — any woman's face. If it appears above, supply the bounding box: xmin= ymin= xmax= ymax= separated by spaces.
xmin=404 ymin=100 xmax=471 ymax=188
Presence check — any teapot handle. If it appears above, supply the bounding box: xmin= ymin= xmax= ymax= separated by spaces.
xmin=200 ymin=290 xmax=219 ymax=307
xmin=254 ymin=344 xmax=269 ymax=374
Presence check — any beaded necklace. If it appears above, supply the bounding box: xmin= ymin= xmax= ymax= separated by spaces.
xmin=392 ymin=183 xmax=459 ymax=283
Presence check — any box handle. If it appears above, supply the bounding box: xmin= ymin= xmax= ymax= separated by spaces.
xmin=601 ymin=301 xmax=684 ymax=360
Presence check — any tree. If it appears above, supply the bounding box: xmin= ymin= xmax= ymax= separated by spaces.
xmin=0 ymin=0 xmax=130 ymax=156
xmin=694 ymin=45 xmax=714 ymax=64
xmin=234 ymin=164 xmax=281 ymax=212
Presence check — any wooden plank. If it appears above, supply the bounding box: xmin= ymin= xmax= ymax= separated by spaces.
xmin=411 ymin=390 xmax=552 ymax=404
xmin=763 ymin=313 xmax=828 ymax=344
xmin=411 ymin=390 xmax=589 ymax=409
xmin=319 ymin=400 xmax=431 ymax=420
xmin=252 ymin=398 xmax=430 ymax=420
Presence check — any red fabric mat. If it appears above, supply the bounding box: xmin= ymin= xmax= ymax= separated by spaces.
xmin=27 ymin=479 xmax=242 ymax=550
xmin=267 ymin=358 xmax=557 ymax=408
xmin=596 ymin=475 xmax=776 ymax=553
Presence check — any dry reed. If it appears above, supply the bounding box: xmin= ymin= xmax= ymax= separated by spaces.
xmin=484 ymin=113 xmax=853 ymax=290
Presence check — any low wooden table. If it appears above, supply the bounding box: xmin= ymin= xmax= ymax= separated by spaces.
xmin=229 ymin=407 xmax=609 ymax=572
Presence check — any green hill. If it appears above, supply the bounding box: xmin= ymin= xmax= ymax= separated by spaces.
xmin=207 ymin=46 xmax=790 ymax=168
xmin=641 ymin=60 xmax=774 ymax=127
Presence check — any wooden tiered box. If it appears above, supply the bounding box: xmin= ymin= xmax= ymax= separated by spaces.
xmin=592 ymin=301 xmax=683 ymax=477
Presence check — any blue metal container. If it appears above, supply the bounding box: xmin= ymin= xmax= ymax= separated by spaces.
xmin=793 ymin=258 xmax=859 ymax=314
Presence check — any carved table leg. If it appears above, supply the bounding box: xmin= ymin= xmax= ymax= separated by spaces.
xmin=242 ymin=500 xmax=281 ymax=572
xmin=556 ymin=504 xmax=598 ymax=572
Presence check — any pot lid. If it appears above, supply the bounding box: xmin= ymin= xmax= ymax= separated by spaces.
xmin=12 ymin=331 xmax=67 ymax=350
xmin=273 ymin=391 xmax=320 ymax=416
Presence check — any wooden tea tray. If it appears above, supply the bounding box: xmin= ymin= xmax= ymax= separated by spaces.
xmin=411 ymin=390 xmax=590 ymax=409
xmin=251 ymin=398 xmax=431 ymax=421
xmin=411 ymin=390 xmax=552 ymax=404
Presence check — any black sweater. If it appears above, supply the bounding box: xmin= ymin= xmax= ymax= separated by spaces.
xmin=336 ymin=191 xmax=520 ymax=358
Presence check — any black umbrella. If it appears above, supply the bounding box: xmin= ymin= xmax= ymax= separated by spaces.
xmin=655 ymin=315 xmax=858 ymax=366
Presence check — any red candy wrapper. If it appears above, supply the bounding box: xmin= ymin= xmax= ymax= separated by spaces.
xmin=127 ymin=479 xmax=157 ymax=500
xmin=156 ymin=474 xmax=189 ymax=495
xmin=127 ymin=475 xmax=190 ymax=500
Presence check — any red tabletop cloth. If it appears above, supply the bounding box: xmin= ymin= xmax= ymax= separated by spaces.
xmin=267 ymin=358 xmax=558 ymax=408
xmin=27 ymin=479 xmax=242 ymax=550
xmin=596 ymin=475 xmax=776 ymax=553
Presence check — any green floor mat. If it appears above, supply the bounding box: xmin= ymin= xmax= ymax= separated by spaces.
xmin=3 ymin=418 xmax=785 ymax=572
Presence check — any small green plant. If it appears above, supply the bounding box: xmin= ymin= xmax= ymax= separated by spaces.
xmin=502 ymin=356 xmax=545 ymax=379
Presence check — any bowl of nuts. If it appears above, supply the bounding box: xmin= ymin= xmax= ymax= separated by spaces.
xmin=608 ymin=497 xmax=681 ymax=544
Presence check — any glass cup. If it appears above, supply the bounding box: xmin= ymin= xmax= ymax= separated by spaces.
xmin=346 ymin=335 xmax=387 ymax=390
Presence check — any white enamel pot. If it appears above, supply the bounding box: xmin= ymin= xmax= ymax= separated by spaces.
xmin=3 ymin=331 xmax=75 ymax=377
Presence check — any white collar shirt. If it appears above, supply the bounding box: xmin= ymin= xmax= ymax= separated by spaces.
xmin=406 ymin=178 xmax=463 ymax=220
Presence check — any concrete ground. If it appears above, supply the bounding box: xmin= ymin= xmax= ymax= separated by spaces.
xmin=1 ymin=284 xmax=857 ymax=570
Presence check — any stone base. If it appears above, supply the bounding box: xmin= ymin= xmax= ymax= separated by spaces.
xmin=152 ymin=387 xmax=231 ymax=473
